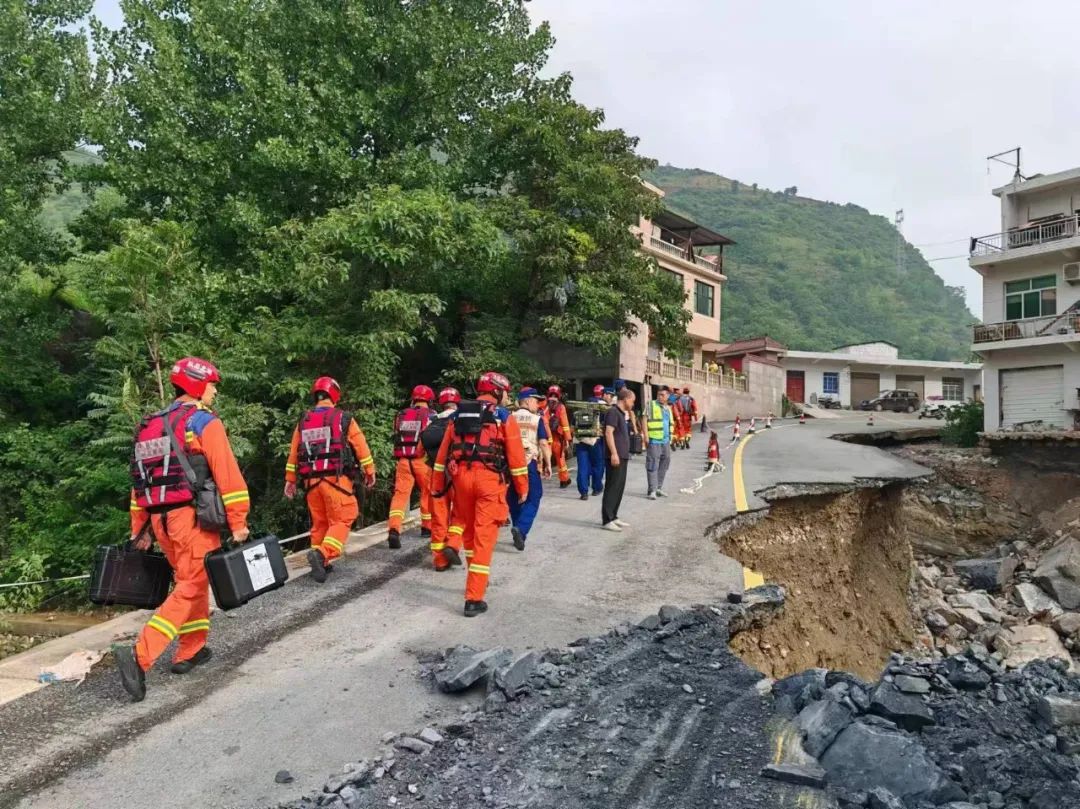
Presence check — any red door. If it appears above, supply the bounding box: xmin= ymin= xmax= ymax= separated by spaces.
xmin=786 ymin=370 xmax=805 ymax=403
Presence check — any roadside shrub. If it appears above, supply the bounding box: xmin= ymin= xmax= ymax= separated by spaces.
xmin=942 ymin=400 xmax=984 ymax=448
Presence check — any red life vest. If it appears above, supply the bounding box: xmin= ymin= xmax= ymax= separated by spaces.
xmin=130 ymin=403 xmax=209 ymax=511
xmin=449 ymin=400 xmax=507 ymax=474
xmin=297 ymin=407 xmax=356 ymax=480
xmin=393 ymin=406 xmax=432 ymax=459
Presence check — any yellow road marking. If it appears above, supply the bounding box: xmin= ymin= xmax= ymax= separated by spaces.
xmin=742 ymin=567 xmax=765 ymax=590
xmin=732 ymin=432 xmax=756 ymax=512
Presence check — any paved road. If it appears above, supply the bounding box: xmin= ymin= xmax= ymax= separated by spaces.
xmin=6 ymin=416 xmax=931 ymax=809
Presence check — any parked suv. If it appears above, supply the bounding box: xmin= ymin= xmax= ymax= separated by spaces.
xmin=858 ymin=389 xmax=920 ymax=413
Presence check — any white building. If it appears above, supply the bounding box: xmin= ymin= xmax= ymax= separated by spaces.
xmin=970 ymin=166 xmax=1080 ymax=431
xmin=784 ymin=342 xmax=982 ymax=408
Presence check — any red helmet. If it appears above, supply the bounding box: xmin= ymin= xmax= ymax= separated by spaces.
xmin=311 ymin=376 xmax=342 ymax=405
xmin=411 ymin=384 xmax=435 ymax=403
xmin=438 ymin=387 xmax=461 ymax=405
xmin=592 ymin=384 xmax=605 ymax=396
xmin=477 ymin=371 xmax=510 ymax=395
xmin=170 ymin=357 xmax=221 ymax=398
xmin=547 ymin=385 xmax=562 ymax=398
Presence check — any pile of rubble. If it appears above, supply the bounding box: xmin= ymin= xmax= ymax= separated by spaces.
xmin=913 ymin=533 xmax=1080 ymax=671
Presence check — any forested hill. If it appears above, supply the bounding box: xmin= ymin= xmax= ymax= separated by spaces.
xmin=648 ymin=165 xmax=975 ymax=361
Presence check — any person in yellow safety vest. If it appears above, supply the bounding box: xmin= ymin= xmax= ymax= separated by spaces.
xmin=641 ymin=386 xmax=674 ymax=500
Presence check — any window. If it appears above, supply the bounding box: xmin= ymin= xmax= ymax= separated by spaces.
xmin=823 ymin=372 xmax=839 ymax=394
xmin=694 ymin=281 xmax=714 ymax=317
xmin=1005 ymin=275 xmax=1056 ymax=320
xmin=664 ymin=269 xmax=684 ymax=286
xmin=942 ymin=377 xmax=964 ymax=400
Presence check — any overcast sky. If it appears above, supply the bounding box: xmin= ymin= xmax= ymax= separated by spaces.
xmin=93 ymin=0 xmax=1080 ymax=314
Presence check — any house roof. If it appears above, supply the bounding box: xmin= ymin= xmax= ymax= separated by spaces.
xmin=833 ymin=340 xmax=898 ymax=351
xmin=654 ymin=209 xmax=735 ymax=247
xmin=710 ymin=336 xmax=788 ymax=357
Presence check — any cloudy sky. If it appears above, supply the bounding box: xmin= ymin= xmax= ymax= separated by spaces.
xmin=93 ymin=0 xmax=1080 ymax=313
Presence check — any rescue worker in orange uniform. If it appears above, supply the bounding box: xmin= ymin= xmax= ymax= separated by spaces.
xmin=679 ymin=387 xmax=698 ymax=448
xmin=423 ymin=387 xmax=463 ymax=571
xmin=543 ymin=385 xmax=573 ymax=488
xmin=116 ymin=357 xmax=250 ymax=702
xmin=283 ymin=377 xmax=376 ymax=583
xmin=430 ymin=372 xmax=529 ymax=617
xmin=386 ymin=385 xmax=436 ymax=548
xmin=670 ymin=392 xmax=685 ymax=450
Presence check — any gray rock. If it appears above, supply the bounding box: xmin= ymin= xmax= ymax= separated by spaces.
xmin=395 ymin=737 xmax=433 ymax=755
xmin=943 ymin=657 xmax=991 ymax=690
xmin=795 ymin=699 xmax=853 ymax=758
xmin=418 ymin=727 xmax=444 ymax=745
xmin=893 ymin=674 xmax=930 ymax=694
xmin=1034 ymin=538 xmax=1080 ymax=609
xmin=1036 ymin=695 xmax=1080 ymax=728
xmin=1052 ymin=611 xmax=1080 ymax=638
xmin=491 ymin=650 xmax=540 ymax=699
xmin=1014 ymin=582 xmax=1064 ymax=618
xmin=849 ymin=686 xmax=871 ymax=713
xmin=821 ymin=722 xmax=960 ymax=803
xmin=338 ymin=786 xmax=361 ymax=809
xmin=868 ymin=682 xmax=935 ymax=731
xmin=729 ymin=584 xmax=785 ymax=634
xmin=435 ymin=647 xmax=512 ymax=692
xmin=925 ymin=611 xmax=950 ymax=633
xmin=760 ymin=762 xmax=826 ymax=788
xmin=952 ymin=607 xmax=985 ymax=632
xmin=866 ymin=787 xmax=905 ymax=809
xmin=948 ymin=592 xmax=1004 ymax=623
xmin=275 ymin=770 xmax=294 ymax=784
xmin=954 ymin=556 xmax=1018 ymax=592
xmin=638 ymin=613 xmax=662 ymax=630
xmin=774 ymin=669 xmax=827 ymax=700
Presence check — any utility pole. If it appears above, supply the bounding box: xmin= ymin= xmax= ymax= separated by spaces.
xmin=895 ymin=209 xmax=905 ymax=276
xmin=987 ymin=147 xmax=1024 ymax=183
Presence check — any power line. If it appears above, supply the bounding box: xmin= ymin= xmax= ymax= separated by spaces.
xmin=913 ymin=238 xmax=968 ymax=248
xmin=926 ymin=254 xmax=969 ymax=262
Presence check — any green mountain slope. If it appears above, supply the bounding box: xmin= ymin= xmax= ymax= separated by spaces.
xmin=38 ymin=149 xmax=101 ymax=233
xmin=648 ymin=165 xmax=974 ymax=361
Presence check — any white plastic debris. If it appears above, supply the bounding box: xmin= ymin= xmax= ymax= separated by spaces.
xmin=38 ymin=649 xmax=104 ymax=685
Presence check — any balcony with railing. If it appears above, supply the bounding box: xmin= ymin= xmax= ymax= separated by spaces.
xmin=645 ymin=358 xmax=748 ymax=391
xmin=646 ymin=231 xmax=724 ymax=275
xmin=970 ymin=214 xmax=1080 ymax=262
xmin=972 ymin=311 xmax=1080 ymax=348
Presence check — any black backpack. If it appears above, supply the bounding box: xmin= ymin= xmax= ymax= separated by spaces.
xmin=420 ymin=414 xmax=451 ymax=466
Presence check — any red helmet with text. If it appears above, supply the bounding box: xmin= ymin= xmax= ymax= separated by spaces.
xmin=547 ymin=385 xmax=562 ymax=398
xmin=311 ymin=376 xmax=342 ymax=405
xmin=438 ymin=387 xmax=461 ymax=405
xmin=170 ymin=357 xmax=221 ymax=398
xmin=477 ymin=371 xmax=511 ymax=395
xmin=411 ymin=384 xmax=435 ymax=404
xmin=592 ymin=384 xmax=605 ymax=396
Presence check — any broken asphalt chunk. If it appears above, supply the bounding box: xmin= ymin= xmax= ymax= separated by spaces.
xmin=795 ymin=698 xmax=853 ymax=758
xmin=761 ymin=762 xmax=826 ymax=788
xmin=868 ymin=682 xmax=935 ymax=731
xmin=435 ymin=647 xmax=512 ymax=693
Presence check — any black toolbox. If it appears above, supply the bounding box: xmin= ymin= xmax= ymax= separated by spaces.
xmin=204 ymin=535 xmax=288 ymax=611
xmin=89 ymin=543 xmax=173 ymax=609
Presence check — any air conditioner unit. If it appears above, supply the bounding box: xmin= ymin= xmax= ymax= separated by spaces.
xmin=1065 ymin=262 xmax=1080 ymax=285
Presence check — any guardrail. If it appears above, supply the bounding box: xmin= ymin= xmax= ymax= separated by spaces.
xmin=644 ymin=360 xmax=747 ymax=391
xmin=970 ymin=214 xmax=1080 ymax=256
xmin=973 ymin=313 xmax=1080 ymax=343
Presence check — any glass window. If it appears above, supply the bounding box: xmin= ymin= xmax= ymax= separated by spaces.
xmin=823 ymin=372 xmax=839 ymax=394
xmin=694 ymin=281 xmax=714 ymax=317
xmin=1005 ymin=275 xmax=1056 ymax=320
xmin=942 ymin=377 xmax=964 ymax=400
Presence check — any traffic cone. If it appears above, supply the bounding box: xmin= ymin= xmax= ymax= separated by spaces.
xmin=732 ymin=421 xmax=740 ymax=441
xmin=799 ymin=412 xmax=806 ymax=425
xmin=867 ymin=412 xmax=874 ymax=426
xmin=765 ymin=412 xmax=773 ymax=429
xmin=748 ymin=417 xmax=756 ymax=434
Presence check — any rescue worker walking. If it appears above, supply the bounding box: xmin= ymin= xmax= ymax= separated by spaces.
xmin=430 ymin=372 xmax=528 ymax=617
xmin=642 ymin=385 xmax=673 ymax=499
xmin=507 ymin=388 xmax=551 ymax=551
xmin=574 ymin=384 xmax=606 ymax=501
xmin=679 ymin=387 xmax=698 ymax=448
xmin=387 ymin=385 xmax=436 ymax=548
xmin=116 ymin=357 xmax=250 ymax=702
xmin=670 ymin=392 xmax=686 ymax=450
xmin=423 ymin=387 xmax=463 ymax=571
xmin=283 ymin=377 xmax=376 ymax=583
xmin=543 ymin=385 xmax=573 ymax=488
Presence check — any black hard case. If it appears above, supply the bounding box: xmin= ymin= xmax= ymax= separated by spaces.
xmin=204 ymin=535 xmax=289 ymax=610
xmin=89 ymin=543 xmax=173 ymax=609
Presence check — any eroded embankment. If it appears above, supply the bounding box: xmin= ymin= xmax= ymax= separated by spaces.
xmin=715 ymin=484 xmax=915 ymax=680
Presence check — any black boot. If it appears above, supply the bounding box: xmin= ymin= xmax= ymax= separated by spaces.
xmin=559 ymin=480 xmax=572 ymax=489
xmin=443 ymin=546 xmax=462 ymax=567
xmin=420 ymin=527 xmax=431 ymax=538
xmin=114 ymin=645 xmax=146 ymax=702
xmin=171 ymin=646 xmax=213 ymax=675
xmin=579 ymin=494 xmax=588 ymax=501
xmin=307 ymin=548 xmax=328 ymax=583
xmin=511 ymin=527 xmax=526 ymax=551
xmin=464 ymin=600 xmax=488 ymax=618
xmin=387 ymin=529 xmax=401 ymax=549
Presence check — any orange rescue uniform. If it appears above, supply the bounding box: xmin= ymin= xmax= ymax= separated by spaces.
xmin=545 ymin=402 xmax=572 ymax=484
xmin=388 ymin=404 xmax=434 ymax=533
xmin=129 ymin=400 xmax=249 ymax=671
xmin=285 ymin=406 xmax=375 ymax=563
xmin=430 ymin=395 xmax=529 ymax=602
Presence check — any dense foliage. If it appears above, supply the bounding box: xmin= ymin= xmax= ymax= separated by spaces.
xmin=648 ymin=166 xmax=975 ymax=360
xmin=0 ymin=0 xmax=690 ymax=609
xmin=942 ymin=401 xmax=985 ymax=448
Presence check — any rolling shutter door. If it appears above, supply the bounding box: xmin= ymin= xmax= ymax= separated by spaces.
xmin=1000 ymin=366 xmax=1064 ymax=429
xmin=850 ymin=373 xmax=880 ymax=405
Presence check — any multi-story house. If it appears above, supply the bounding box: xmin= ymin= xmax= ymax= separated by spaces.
xmin=970 ymin=166 xmax=1080 ymax=431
